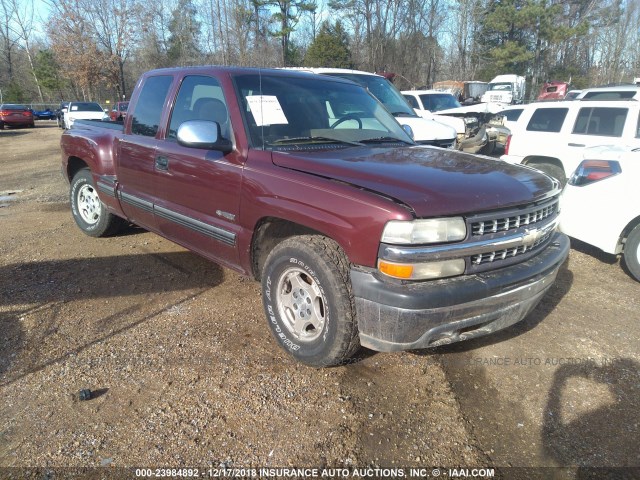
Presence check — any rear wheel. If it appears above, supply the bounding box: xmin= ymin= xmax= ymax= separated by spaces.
xmin=261 ymin=235 xmax=360 ymax=367
xmin=70 ymin=169 xmax=124 ymax=237
xmin=622 ymin=224 xmax=640 ymax=282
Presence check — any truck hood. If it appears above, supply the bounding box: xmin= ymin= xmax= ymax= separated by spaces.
xmin=272 ymin=147 xmax=557 ymax=217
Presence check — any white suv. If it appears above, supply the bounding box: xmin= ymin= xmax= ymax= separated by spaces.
xmin=560 ymin=145 xmax=640 ymax=281
xmin=501 ymin=99 xmax=640 ymax=183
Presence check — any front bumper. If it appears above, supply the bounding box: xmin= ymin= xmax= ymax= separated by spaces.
xmin=351 ymin=232 xmax=569 ymax=352
xmin=459 ymin=126 xmax=488 ymax=153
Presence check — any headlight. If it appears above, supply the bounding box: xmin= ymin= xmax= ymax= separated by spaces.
xmin=381 ymin=218 xmax=466 ymax=244
xmin=463 ymin=116 xmax=478 ymax=125
xmin=378 ymin=258 xmax=465 ymax=280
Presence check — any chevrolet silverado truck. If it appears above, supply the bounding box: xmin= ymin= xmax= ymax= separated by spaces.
xmin=60 ymin=67 xmax=569 ymax=367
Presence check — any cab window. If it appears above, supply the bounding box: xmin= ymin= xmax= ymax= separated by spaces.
xmin=130 ymin=75 xmax=173 ymax=137
xmin=168 ymin=75 xmax=230 ymax=140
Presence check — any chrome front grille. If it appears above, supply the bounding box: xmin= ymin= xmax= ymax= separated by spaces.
xmin=470 ymin=229 xmax=554 ymax=266
xmin=377 ymin=196 xmax=562 ymax=276
xmin=471 ymin=202 xmax=557 ymax=236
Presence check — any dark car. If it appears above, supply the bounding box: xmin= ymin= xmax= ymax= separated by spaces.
xmin=32 ymin=108 xmax=57 ymax=120
xmin=0 ymin=104 xmax=35 ymax=129
xmin=55 ymin=102 xmax=70 ymax=128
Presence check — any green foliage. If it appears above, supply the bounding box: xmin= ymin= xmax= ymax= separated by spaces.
xmin=167 ymin=0 xmax=202 ymax=65
xmin=3 ymin=82 xmax=27 ymax=103
xmin=477 ymin=0 xmax=591 ymax=80
xmin=256 ymin=0 xmax=317 ymax=65
xmin=303 ymin=21 xmax=352 ymax=68
xmin=34 ymin=50 xmax=67 ymax=95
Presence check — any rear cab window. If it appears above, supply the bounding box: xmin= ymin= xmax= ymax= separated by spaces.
xmin=526 ymin=108 xmax=568 ymax=132
xmin=130 ymin=75 xmax=174 ymax=137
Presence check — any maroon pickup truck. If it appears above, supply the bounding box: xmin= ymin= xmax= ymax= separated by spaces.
xmin=60 ymin=67 xmax=569 ymax=366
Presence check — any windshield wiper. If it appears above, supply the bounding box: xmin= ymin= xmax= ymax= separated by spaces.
xmin=391 ymin=111 xmax=416 ymax=117
xmin=360 ymin=136 xmax=414 ymax=145
xmin=272 ymin=136 xmax=364 ymax=146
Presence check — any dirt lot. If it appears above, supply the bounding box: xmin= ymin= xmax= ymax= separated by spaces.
xmin=0 ymin=124 xmax=638 ymax=476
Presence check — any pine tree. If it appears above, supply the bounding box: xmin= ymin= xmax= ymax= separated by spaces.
xmin=303 ymin=20 xmax=352 ymax=68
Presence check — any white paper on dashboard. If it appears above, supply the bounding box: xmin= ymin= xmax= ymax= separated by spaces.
xmin=246 ymin=95 xmax=288 ymax=126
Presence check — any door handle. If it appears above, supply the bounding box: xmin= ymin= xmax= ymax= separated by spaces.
xmin=155 ymin=155 xmax=169 ymax=170
xmin=568 ymin=143 xmax=585 ymax=147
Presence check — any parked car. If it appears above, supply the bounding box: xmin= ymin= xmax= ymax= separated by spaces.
xmin=501 ymin=99 xmax=640 ymax=184
xmin=560 ymin=145 xmax=640 ymax=281
xmin=60 ymin=66 xmax=568 ymax=366
xmin=576 ymin=85 xmax=640 ymax=101
xmin=109 ymin=101 xmax=129 ymax=121
xmin=402 ymin=89 xmax=509 ymax=153
xmin=284 ymin=68 xmax=458 ymax=149
xmin=0 ymin=104 xmax=35 ymax=129
xmin=63 ymin=101 xmax=109 ymax=129
xmin=56 ymin=102 xmax=70 ymax=128
xmin=499 ymin=105 xmax=525 ymax=131
xmin=31 ymin=108 xmax=56 ymax=120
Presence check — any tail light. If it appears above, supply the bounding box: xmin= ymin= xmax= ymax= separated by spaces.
xmin=23 ymin=111 xmax=33 ymax=117
xmin=0 ymin=110 xmax=9 ymax=116
xmin=569 ymin=160 xmax=621 ymax=186
xmin=504 ymin=134 xmax=512 ymax=155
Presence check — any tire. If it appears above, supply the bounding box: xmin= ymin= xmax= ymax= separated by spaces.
xmin=261 ymin=235 xmax=360 ymax=367
xmin=70 ymin=169 xmax=124 ymax=237
xmin=622 ymin=224 xmax=640 ymax=282
xmin=0 ymin=122 xmax=4 ymax=130
xmin=530 ymin=162 xmax=567 ymax=186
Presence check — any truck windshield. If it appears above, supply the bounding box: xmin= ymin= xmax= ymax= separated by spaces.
xmin=233 ymin=73 xmax=412 ymax=150
xmin=488 ymin=83 xmax=513 ymax=91
xmin=322 ymin=73 xmax=417 ymax=118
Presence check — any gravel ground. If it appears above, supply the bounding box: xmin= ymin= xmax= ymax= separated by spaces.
xmin=0 ymin=124 xmax=638 ymax=477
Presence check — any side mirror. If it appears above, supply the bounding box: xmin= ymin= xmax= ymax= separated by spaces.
xmin=401 ymin=124 xmax=415 ymax=140
xmin=177 ymin=120 xmax=232 ymax=153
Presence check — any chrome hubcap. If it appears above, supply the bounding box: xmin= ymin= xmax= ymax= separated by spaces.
xmin=276 ymin=267 xmax=326 ymax=342
xmin=77 ymin=184 xmax=101 ymax=225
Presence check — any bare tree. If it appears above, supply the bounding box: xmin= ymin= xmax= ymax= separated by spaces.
xmin=0 ymin=0 xmax=20 ymax=84
xmin=82 ymin=0 xmax=142 ymax=99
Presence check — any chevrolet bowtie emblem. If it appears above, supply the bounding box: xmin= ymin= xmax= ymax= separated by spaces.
xmin=522 ymin=227 xmax=543 ymax=247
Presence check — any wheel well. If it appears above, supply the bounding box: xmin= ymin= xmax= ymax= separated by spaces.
xmin=251 ymin=218 xmax=324 ymax=280
xmin=523 ymin=156 xmax=564 ymax=171
xmin=66 ymin=157 xmax=89 ymax=181
xmin=621 ymin=215 xmax=640 ymax=246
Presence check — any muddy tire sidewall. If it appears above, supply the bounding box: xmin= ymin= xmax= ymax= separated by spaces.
xmin=262 ymin=237 xmax=358 ymax=367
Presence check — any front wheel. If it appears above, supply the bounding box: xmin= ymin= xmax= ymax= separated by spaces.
xmin=261 ymin=235 xmax=360 ymax=367
xmin=70 ymin=169 xmax=124 ymax=237
xmin=623 ymin=224 xmax=640 ymax=282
